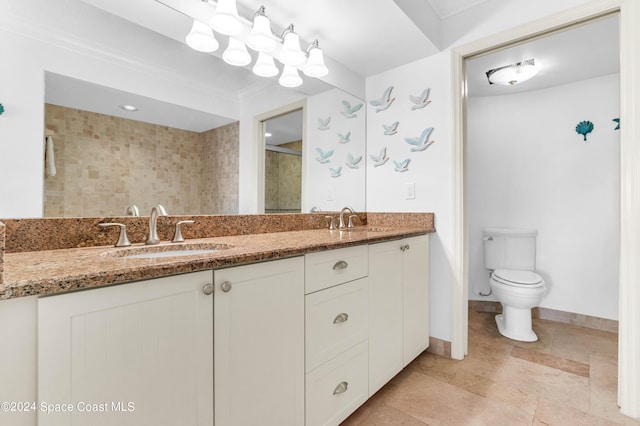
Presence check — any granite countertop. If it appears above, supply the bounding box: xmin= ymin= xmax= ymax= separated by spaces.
xmin=1 ymin=226 xmax=431 ymax=300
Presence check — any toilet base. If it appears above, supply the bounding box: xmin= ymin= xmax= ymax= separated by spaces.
xmin=495 ymin=313 xmax=538 ymax=342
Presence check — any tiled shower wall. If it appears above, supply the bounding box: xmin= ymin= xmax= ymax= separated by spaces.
xmin=265 ymin=141 xmax=302 ymax=213
xmin=44 ymin=104 xmax=239 ymax=217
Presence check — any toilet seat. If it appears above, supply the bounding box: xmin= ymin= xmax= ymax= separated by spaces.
xmin=491 ymin=269 xmax=544 ymax=288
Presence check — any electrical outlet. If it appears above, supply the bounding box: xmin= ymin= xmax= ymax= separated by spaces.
xmin=405 ymin=182 xmax=415 ymax=200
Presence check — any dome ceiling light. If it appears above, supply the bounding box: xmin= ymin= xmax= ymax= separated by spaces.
xmin=486 ymin=59 xmax=538 ymax=86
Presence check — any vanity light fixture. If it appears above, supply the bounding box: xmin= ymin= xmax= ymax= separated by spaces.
xmin=186 ymin=20 xmax=219 ymax=52
xmin=253 ymin=52 xmax=279 ymax=77
xmin=209 ymin=0 xmax=243 ymax=36
xmin=279 ymin=24 xmax=307 ymax=66
xmin=486 ymin=58 xmax=538 ymax=86
xmin=155 ymin=0 xmax=330 ymax=88
xmin=222 ymin=37 xmax=251 ymax=66
xmin=303 ymin=40 xmax=329 ymax=78
xmin=120 ymin=105 xmax=138 ymax=111
xmin=279 ymin=64 xmax=303 ymax=88
xmin=247 ymin=6 xmax=277 ymax=53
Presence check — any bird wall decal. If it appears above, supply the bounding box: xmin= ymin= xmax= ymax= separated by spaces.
xmin=341 ymin=100 xmax=363 ymax=119
xmin=409 ymin=88 xmax=431 ymax=110
xmin=404 ymin=127 xmax=435 ymax=152
xmin=393 ymin=158 xmax=411 ymax=173
xmin=370 ymin=147 xmax=389 ymax=167
xmin=317 ymin=116 xmax=331 ymax=131
xmin=383 ymin=121 xmax=399 ymax=136
xmin=345 ymin=153 xmax=363 ymax=169
xmin=369 ymin=86 xmax=395 ymax=113
xmin=315 ymin=147 xmax=334 ymax=164
xmin=329 ymin=166 xmax=342 ymax=178
xmin=338 ymin=131 xmax=351 ymax=144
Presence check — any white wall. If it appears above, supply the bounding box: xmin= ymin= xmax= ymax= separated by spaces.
xmin=366 ymin=51 xmax=453 ymax=340
xmin=467 ymin=74 xmax=620 ymax=320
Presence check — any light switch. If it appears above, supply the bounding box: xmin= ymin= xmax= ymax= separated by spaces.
xmin=405 ymin=182 xmax=415 ymax=200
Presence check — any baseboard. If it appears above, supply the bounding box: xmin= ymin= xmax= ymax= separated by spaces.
xmin=427 ymin=336 xmax=452 ymax=358
xmin=469 ymin=300 xmax=619 ymax=334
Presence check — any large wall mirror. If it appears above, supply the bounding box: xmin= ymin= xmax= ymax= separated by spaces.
xmin=36 ymin=0 xmax=366 ymax=218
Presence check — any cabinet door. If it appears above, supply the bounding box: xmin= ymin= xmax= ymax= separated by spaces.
xmin=214 ymin=256 xmax=304 ymax=426
xmin=368 ymin=240 xmax=404 ymax=396
xmin=38 ymin=271 xmax=214 ymax=426
xmin=403 ymin=235 xmax=430 ymax=366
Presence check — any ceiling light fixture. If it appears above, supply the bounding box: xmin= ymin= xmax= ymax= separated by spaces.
xmin=155 ymin=0 xmax=329 ymax=88
xmin=486 ymin=59 xmax=538 ymax=86
xmin=185 ymin=20 xmax=219 ymax=52
xmin=303 ymin=40 xmax=328 ymax=78
xmin=209 ymin=0 xmax=243 ymax=36
xmin=120 ymin=105 xmax=138 ymax=111
xmin=253 ymin=52 xmax=279 ymax=77
xmin=279 ymin=64 xmax=303 ymax=88
xmin=279 ymin=24 xmax=306 ymax=66
xmin=247 ymin=6 xmax=277 ymax=53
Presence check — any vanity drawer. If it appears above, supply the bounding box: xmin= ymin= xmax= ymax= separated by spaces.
xmin=305 ymin=245 xmax=368 ymax=294
xmin=306 ymin=277 xmax=368 ymax=372
xmin=306 ymin=340 xmax=369 ymax=426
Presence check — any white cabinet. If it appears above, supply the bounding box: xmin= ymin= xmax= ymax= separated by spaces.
xmin=38 ymin=271 xmax=214 ymax=426
xmin=368 ymin=235 xmax=429 ymax=396
xmin=304 ymin=247 xmax=369 ymax=426
xmin=214 ymin=256 xmax=305 ymax=426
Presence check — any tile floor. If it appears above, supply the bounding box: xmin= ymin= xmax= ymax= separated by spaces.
xmin=342 ymin=308 xmax=640 ymax=425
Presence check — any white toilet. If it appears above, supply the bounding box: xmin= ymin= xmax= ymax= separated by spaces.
xmin=483 ymin=227 xmax=546 ymax=342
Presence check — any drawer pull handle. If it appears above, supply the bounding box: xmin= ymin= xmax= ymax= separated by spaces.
xmin=333 ymin=381 xmax=349 ymax=395
xmin=333 ymin=260 xmax=348 ymax=270
xmin=220 ymin=281 xmax=232 ymax=292
xmin=333 ymin=313 xmax=349 ymax=324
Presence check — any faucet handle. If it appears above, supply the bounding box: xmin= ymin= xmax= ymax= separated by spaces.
xmin=348 ymin=215 xmax=358 ymax=228
xmin=172 ymin=220 xmax=195 ymax=243
xmin=99 ymin=223 xmax=131 ymax=247
xmin=325 ymin=216 xmax=336 ymax=230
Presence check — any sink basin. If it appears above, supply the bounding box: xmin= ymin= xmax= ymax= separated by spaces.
xmin=103 ymin=243 xmax=232 ymax=259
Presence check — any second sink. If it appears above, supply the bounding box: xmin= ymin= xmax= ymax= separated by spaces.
xmin=103 ymin=242 xmax=232 ymax=259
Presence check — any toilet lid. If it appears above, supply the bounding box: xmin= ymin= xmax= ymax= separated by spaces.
xmin=492 ymin=269 xmax=544 ymax=286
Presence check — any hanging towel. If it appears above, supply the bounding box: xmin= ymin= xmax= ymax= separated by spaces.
xmin=45 ymin=135 xmax=56 ymax=177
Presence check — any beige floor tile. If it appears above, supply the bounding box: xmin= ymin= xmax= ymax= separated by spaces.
xmin=349 ymin=404 xmax=427 ymax=426
xmin=483 ymin=382 xmax=539 ymax=416
xmin=534 ymin=397 xmax=621 ymax=426
xmin=550 ymin=324 xmax=618 ymax=363
xmin=511 ymin=346 xmax=590 ymax=377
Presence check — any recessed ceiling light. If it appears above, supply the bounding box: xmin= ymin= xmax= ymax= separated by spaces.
xmin=121 ymin=105 xmax=138 ymax=111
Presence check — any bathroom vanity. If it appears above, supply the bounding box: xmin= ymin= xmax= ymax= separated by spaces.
xmin=0 ymin=214 xmax=433 ymax=426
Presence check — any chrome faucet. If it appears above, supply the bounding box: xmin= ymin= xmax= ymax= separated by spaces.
xmin=145 ymin=204 xmax=168 ymax=245
xmin=338 ymin=206 xmax=355 ymax=229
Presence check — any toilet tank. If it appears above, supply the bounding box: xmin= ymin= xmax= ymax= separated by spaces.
xmin=483 ymin=227 xmax=537 ymax=271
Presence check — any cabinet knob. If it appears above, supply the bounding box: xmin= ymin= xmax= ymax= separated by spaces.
xmin=333 ymin=260 xmax=348 ymax=270
xmin=333 ymin=381 xmax=349 ymax=395
xmin=333 ymin=313 xmax=349 ymax=324
xmin=202 ymin=283 xmax=214 ymax=295
xmin=400 ymin=244 xmax=410 ymax=252
xmin=220 ymin=281 xmax=232 ymax=293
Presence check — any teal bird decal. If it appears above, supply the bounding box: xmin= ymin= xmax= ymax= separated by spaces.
xmin=383 ymin=121 xmax=399 ymax=136
xmin=409 ymin=88 xmax=431 ymax=110
xmin=369 ymin=86 xmax=395 ymax=113
xmin=341 ymin=100 xmax=363 ymax=119
xmin=575 ymin=121 xmax=594 ymax=141
xmin=329 ymin=166 xmax=342 ymax=178
xmin=0 ymin=103 xmax=4 ymax=115
xmin=338 ymin=131 xmax=351 ymax=144
xmin=404 ymin=127 xmax=435 ymax=152
xmin=345 ymin=153 xmax=363 ymax=169
xmin=315 ymin=147 xmax=334 ymax=164
xmin=393 ymin=158 xmax=411 ymax=173
xmin=370 ymin=147 xmax=389 ymax=167
xmin=613 ymin=118 xmax=620 ymax=130
xmin=317 ymin=116 xmax=331 ymax=131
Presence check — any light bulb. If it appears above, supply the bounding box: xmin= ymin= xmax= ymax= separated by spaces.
xmin=279 ymin=26 xmax=306 ymax=66
xmin=222 ymin=38 xmax=251 ymax=66
xmin=279 ymin=64 xmax=303 ymax=87
xmin=253 ymin=52 xmax=279 ymax=77
xmin=247 ymin=8 xmax=277 ymax=53
xmin=185 ymin=20 xmax=219 ymax=52
xmin=209 ymin=0 xmax=243 ymax=36
xmin=303 ymin=42 xmax=328 ymax=77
